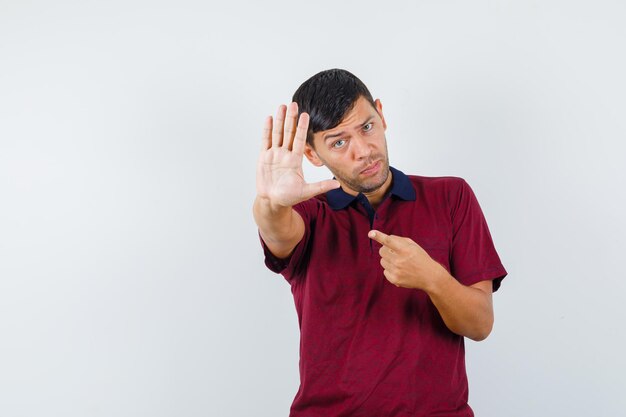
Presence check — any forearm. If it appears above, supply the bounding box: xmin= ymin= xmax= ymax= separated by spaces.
xmin=425 ymin=268 xmax=494 ymax=341
xmin=253 ymin=196 xmax=304 ymax=258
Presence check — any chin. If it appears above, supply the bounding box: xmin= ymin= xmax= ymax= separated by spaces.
xmin=358 ymin=168 xmax=390 ymax=193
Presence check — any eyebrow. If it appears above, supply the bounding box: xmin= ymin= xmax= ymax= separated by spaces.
xmin=323 ymin=116 xmax=376 ymax=141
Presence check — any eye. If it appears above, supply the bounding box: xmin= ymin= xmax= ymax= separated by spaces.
xmin=332 ymin=139 xmax=347 ymax=149
xmin=363 ymin=123 xmax=373 ymax=132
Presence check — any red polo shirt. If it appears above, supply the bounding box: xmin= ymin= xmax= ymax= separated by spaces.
xmin=260 ymin=167 xmax=507 ymax=417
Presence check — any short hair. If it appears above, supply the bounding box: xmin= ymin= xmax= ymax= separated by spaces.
xmin=292 ymin=69 xmax=376 ymax=147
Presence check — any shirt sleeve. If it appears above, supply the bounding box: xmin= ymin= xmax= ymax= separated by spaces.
xmin=258 ymin=198 xmax=318 ymax=282
xmin=449 ymin=178 xmax=508 ymax=292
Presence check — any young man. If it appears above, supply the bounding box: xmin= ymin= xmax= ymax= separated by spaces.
xmin=254 ymin=69 xmax=507 ymax=416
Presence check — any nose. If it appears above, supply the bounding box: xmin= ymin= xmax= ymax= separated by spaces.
xmin=351 ymin=136 xmax=372 ymax=161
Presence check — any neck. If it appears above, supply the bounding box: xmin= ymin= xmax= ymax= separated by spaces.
xmin=342 ymin=169 xmax=393 ymax=210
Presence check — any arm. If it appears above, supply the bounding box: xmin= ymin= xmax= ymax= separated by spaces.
xmin=254 ymin=102 xmax=339 ymax=259
xmin=368 ymin=230 xmax=494 ymax=341
xmin=253 ymin=197 xmax=305 ymax=259
xmin=425 ymin=272 xmax=493 ymax=341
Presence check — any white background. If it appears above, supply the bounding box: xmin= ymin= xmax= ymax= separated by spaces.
xmin=1 ymin=1 xmax=625 ymax=416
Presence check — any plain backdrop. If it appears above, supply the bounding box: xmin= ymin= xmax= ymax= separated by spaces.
xmin=1 ymin=1 xmax=625 ymax=416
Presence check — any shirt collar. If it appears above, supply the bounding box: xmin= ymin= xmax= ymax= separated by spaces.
xmin=326 ymin=166 xmax=416 ymax=210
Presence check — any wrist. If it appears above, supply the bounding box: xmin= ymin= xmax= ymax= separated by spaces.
xmin=255 ymin=195 xmax=291 ymax=214
xmin=423 ymin=261 xmax=453 ymax=296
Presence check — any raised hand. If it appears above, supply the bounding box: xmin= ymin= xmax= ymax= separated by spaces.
xmin=256 ymin=102 xmax=340 ymax=208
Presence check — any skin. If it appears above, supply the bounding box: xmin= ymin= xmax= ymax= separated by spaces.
xmin=253 ymin=97 xmax=494 ymax=341
xmin=303 ymin=96 xmax=391 ymax=207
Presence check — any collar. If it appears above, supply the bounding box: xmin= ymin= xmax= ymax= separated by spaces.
xmin=326 ymin=166 xmax=416 ymax=210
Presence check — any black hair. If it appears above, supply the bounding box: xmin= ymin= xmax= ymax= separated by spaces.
xmin=292 ymin=68 xmax=376 ymax=147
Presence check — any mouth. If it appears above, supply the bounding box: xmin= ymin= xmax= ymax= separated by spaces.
xmin=360 ymin=160 xmax=381 ymax=175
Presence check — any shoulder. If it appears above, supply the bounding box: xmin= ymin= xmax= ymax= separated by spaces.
xmin=405 ymin=174 xmax=469 ymax=200
xmin=406 ymin=174 xmax=467 ymax=186
xmin=291 ymin=194 xmax=329 ymax=218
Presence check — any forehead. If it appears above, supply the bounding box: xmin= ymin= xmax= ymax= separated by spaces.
xmin=309 ymin=96 xmax=379 ymax=147
xmin=332 ymin=96 xmax=377 ymax=128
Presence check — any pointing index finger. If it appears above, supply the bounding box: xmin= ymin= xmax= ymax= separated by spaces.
xmin=367 ymin=230 xmax=400 ymax=249
xmin=367 ymin=230 xmax=389 ymax=245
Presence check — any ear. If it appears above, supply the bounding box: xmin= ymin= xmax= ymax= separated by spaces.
xmin=304 ymin=143 xmax=324 ymax=167
xmin=374 ymin=98 xmax=387 ymax=130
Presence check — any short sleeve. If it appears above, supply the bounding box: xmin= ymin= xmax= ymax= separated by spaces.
xmin=258 ymin=198 xmax=319 ymax=282
xmin=449 ymin=179 xmax=508 ymax=292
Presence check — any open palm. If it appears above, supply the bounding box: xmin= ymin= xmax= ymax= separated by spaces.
xmin=256 ymin=103 xmax=339 ymax=208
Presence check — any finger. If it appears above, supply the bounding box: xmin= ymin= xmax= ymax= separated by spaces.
xmin=291 ymin=112 xmax=309 ymax=156
xmin=380 ymin=257 xmax=392 ymax=271
xmin=382 ymin=269 xmax=400 ymax=287
xmin=368 ymin=230 xmax=397 ymax=249
xmin=261 ymin=116 xmax=272 ymax=150
xmin=379 ymin=245 xmax=395 ymax=258
xmin=271 ymin=104 xmax=287 ymax=147
xmin=300 ymin=179 xmax=341 ymax=200
xmin=282 ymin=102 xmax=298 ymax=150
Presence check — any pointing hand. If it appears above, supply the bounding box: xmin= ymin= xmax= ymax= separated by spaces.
xmin=368 ymin=230 xmax=447 ymax=290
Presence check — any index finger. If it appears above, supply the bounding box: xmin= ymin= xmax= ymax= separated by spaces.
xmin=291 ymin=112 xmax=310 ymax=155
xmin=368 ymin=230 xmax=400 ymax=249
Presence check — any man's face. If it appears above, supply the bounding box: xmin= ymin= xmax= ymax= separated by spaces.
xmin=304 ymin=96 xmax=390 ymax=195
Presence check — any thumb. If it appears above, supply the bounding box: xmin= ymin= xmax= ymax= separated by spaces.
xmin=301 ymin=179 xmax=340 ymax=200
